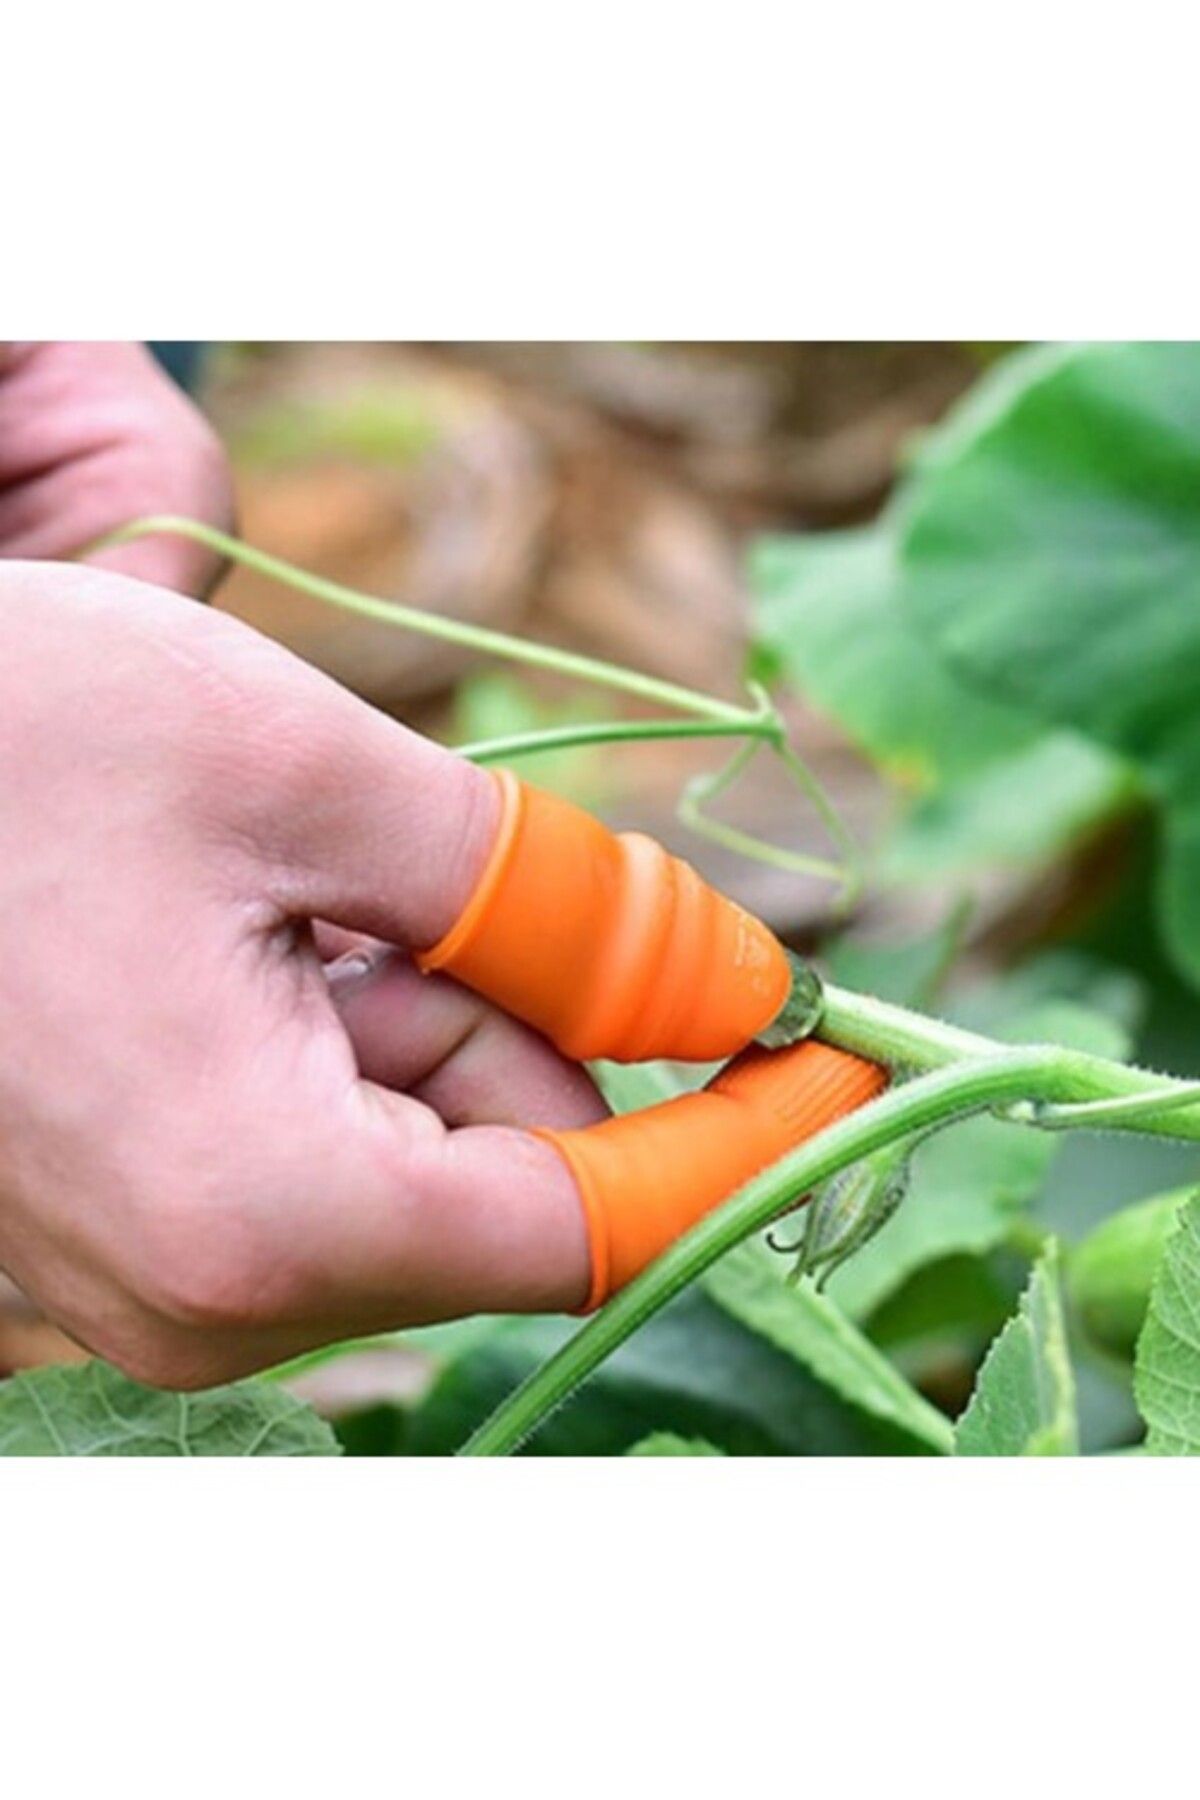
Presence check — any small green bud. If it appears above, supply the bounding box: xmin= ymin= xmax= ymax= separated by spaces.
xmin=784 ymin=1142 xmax=912 ymax=1288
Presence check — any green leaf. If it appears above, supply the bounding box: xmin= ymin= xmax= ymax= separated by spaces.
xmin=867 ymin=1254 xmax=1018 ymax=1358
xmin=626 ymin=1433 xmax=724 ymax=1456
xmin=1135 ymin=1192 xmax=1200 ymax=1452
xmin=1071 ymin=1187 xmax=1191 ymax=1360
xmin=749 ymin=524 xmax=1125 ymax=884
xmin=751 ymin=527 xmax=1033 ymax=785
xmin=900 ymin=340 xmax=1200 ymax=983
xmin=703 ymin=1241 xmax=953 ymax=1453
xmin=881 ymin=733 xmax=1136 ymax=885
xmin=956 ymin=1244 xmax=1078 ymax=1455
xmin=404 ymin=1290 xmax=940 ymax=1456
xmin=0 ymin=1360 xmax=340 ymax=1457
xmin=754 ymin=528 xmax=997 ymax=783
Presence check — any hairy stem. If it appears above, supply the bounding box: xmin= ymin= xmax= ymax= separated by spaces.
xmin=818 ymin=983 xmax=1200 ymax=1139
xmin=462 ymin=1007 xmax=1200 ymax=1455
xmin=460 ymin=1049 xmax=1070 ymax=1455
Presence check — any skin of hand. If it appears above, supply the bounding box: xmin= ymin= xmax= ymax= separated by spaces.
xmin=0 ymin=563 xmax=604 ymax=1388
xmin=0 ymin=342 xmax=233 ymax=597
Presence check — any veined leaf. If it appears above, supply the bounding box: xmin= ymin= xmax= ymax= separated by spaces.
xmin=1135 ymin=1192 xmax=1200 ymax=1453
xmin=704 ymin=1241 xmax=953 ymax=1453
xmin=749 ymin=524 xmax=1124 ymax=880
xmin=406 ymin=1290 xmax=939 ymax=1456
xmin=956 ymin=1243 xmax=1078 ymax=1455
xmin=751 ymin=526 xmax=1033 ymax=785
xmin=899 ymin=340 xmax=1200 ymax=987
xmin=0 ymin=1360 xmax=340 ymax=1457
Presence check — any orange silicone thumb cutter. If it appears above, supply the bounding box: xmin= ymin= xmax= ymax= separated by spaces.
xmin=540 ymin=1039 xmax=888 ymax=1310
xmin=417 ymin=769 xmax=792 ymax=1062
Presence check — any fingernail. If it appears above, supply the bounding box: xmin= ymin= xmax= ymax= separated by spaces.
xmin=325 ymin=950 xmax=377 ymax=1001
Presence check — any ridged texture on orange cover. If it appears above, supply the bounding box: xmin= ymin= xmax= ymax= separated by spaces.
xmin=541 ymin=1040 xmax=888 ymax=1310
xmin=416 ymin=769 xmax=792 ymax=1062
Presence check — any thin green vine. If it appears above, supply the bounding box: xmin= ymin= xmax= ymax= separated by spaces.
xmin=89 ymin=515 xmax=861 ymax=900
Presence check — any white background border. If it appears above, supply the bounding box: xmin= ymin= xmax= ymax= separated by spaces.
xmin=4 ymin=2 xmax=1196 ymax=1785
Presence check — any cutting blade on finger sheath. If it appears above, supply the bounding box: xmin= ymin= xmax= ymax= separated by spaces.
xmin=753 ymin=951 xmax=826 ymax=1050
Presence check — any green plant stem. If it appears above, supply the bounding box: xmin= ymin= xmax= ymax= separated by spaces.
xmin=91 ymin=515 xmax=863 ymax=898
xmin=93 ymin=515 xmax=751 ymax=725
xmin=817 ymin=983 xmax=1200 ymax=1139
xmin=461 ymin=1049 xmax=1073 ymax=1455
xmin=679 ymin=740 xmax=841 ymax=881
xmin=1021 ymin=1083 xmax=1200 ymax=1131
xmin=463 ymin=997 xmax=1200 ymax=1454
xmin=773 ymin=737 xmax=864 ymax=906
xmin=458 ymin=717 xmax=768 ymax=764
xmin=677 ymin=736 xmax=858 ymax=887
xmin=818 ymin=983 xmax=1002 ymax=1067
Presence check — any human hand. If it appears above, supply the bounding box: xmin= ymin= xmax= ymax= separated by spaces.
xmin=0 ymin=562 xmax=604 ymax=1387
xmin=0 ymin=342 xmax=233 ymax=597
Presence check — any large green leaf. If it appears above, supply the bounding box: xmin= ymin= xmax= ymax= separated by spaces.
xmin=956 ymin=1244 xmax=1078 ymax=1455
xmin=703 ymin=1241 xmax=952 ymax=1452
xmin=0 ymin=1360 xmax=340 ymax=1457
xmin=751 ymin=526 xmax=1033 ymax=785
xmin=900 ymin=340 xmax=1200 ymax=981
xmin=749 ymin=524 xmax=1125 ymax=880
xmin=881 ymin=732 xmax=1137 ymax=885
xmin=404 ymin=1289 xmax=940 ymax=1456
xmin=1135 ymin=1192 xmax=1200 ymax=1453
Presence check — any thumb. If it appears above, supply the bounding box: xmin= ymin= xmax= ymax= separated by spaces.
xmin=248 ymin=663 xmax=504 ymax=951
xmin=252 ymin=652 xmax=790 ymax=1060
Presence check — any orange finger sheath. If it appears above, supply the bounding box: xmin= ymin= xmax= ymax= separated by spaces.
xmin=540 ymin=1040 xmax=889 ymax=1311
xmin=416 ymin=770 xmax=792 ymax=1062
